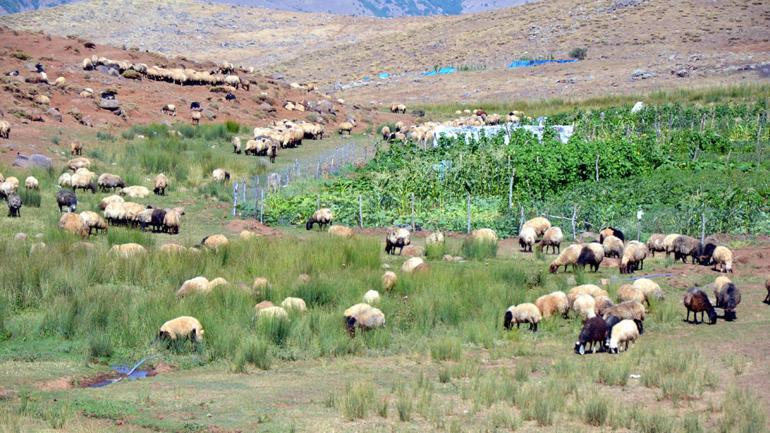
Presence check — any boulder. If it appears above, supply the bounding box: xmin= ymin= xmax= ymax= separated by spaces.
xmin=13 ymin=153 xmax=53 ymax=169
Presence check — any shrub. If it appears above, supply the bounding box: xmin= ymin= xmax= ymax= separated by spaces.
xmin=224 ymin=120 xmax=240 ymax=134
xmin=430 ymin=337 xmax=462 ymax=361
xmin=717 ymin=388 xmax=767 ymax=433
xmin=583 ymin=397 xmax=609 ymax=426
xmin=425 ymin=242 xmax=446 ymax=260
xmin=395 ymin=389 xmax=413 ymax=422
xmin=10 ymin=51 xmax=30 ymax=60
xmin=569 ymin=47 xmax=588 ymax=60
xmin=461 ymin=238 xmax=498 ymax=260
xmin=88 ymin=333 xmax=113 ymax=359
xmin=232 ymin=337 xmax=272 ymax=371
xmin=121 ymin=70 xmax=141 ymax=80
xmin=340 ymin=381 xmax=376 ymax=420
xmin=19 ymin=188 xmax=41 ymax=208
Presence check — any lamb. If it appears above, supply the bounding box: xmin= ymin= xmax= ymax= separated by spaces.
xmin=337 ymin=121 xmax=353 ymax=135
xmin=683 ymin=287 xmax=717 ymax=324
xmin=70 ymin=141 xmax=83 ymax=156
xmin=577 ymin=243 xmax=604 ymax=272
xmin=177 ymin=276 xmax=211 ymax=297
xmin=518 ymin=226 xmax=537 ymax=252
xmin=110 ymin=243 xmax=146 ymax=258
xmin=97 ymin=173 xmax=125 ymax=192
xmin=633 ymin=278 xmax=664 ymax=303
xmin=574 ymin=316 xmax=609 ymax=355
xmin=711 ymin=246 xmax=733 ymax=273
xmin=385 ymin=228 xmax=411 ymax=255
xmin=602 ymin=235 xmax=624 ymax=259
xmin=401 ymin=257 xmax=428 ymax=273
xmin=120 ymin=186 xmax=150 ymax=199
xmin=522 ymin=217 xmax=551 ymax=237
xmin=540 ymin=227 xmax=563 ymax=254
xmin=6 ymin=194 xmax=21 ymax=217
xmin=158 ymin=316 xmax=204 ymax=344
xmin=535 ymin=291 xmax=569 ymax=318
xmin=382 ymin=271 xmax=398 ymax=291
xmin=79 ymin=211 xmax=108 ymax=235
xmin=281 ymin=297 xmax=307 ymax=312
xmin=232 ymin=136 xmax=242 ymax=154
xmin=58 ymin=212 xmax=88 ymax=237
xmin=599 ymin=227 xmax=625 ymax=243
xmin=602 ymin=301 xmax=645 ymax=334
xmin=328 ymin=225 xmax=353 ymax=238
xmin=56 ymin=189 xmax=78 ymax=212
xmin=161 ymin=104 xmax=176 ymax=116
xmin=571 ymin=294 xmax=597 ymax=320
xmin=503 ymin=303 xmax=542 ymax=331
xmin=663 ymin=233 xmax=681 ymax=257
xmin=646 ymin=233 xmax=666 ymax=256
xmin=617 ymin=284 xmax=645 ymax=304
xmin=212 ymin=168 xmax=230 ymax=182
xmin=363 ymin=290 xmax=381 ymax=304
xmin=201 ymin=234 xmax=229 ymax=250
xmin=672 ymin=235 xmax=702 ymax=264
xmin=0 ymin=120 xmax=10 ymax=139
xmin=153 ymin=173 xmax=168 ymax=196
xmin=607 ymin=319 xmax=639 ymax=353
xmin=549 ymin=243 xmax=583 ymax=273
xmin=24 ymin=176 xmax=38 ymax=190
xmin=715 ymin=282 xmax=741 ymax=321
xmin=306 ymin=208 xmax=333 ymax=230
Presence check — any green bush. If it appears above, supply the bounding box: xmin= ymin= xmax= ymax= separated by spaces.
xmin=121 ymin=70 xmax=141 ymax=80
xmin=19 ymin=188 xmax=41 ymax=208
xmin=569 ymin=47 xmax=588 ymax=60
xmin=340 ymin=381 xmax=376 ymax=420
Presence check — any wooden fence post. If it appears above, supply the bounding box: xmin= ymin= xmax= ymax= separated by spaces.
xmin=700 ymin=211 xmax=706 ymax=244
xmin=466 ymin=192 xmax=471 ymax=234
xmin=571 ymin=205 xmax=577 ymax=241
xmin=232 ymin=182 xmax=238 ymax=217
xmin=259 ymin=189 xmax=264 ymax=224
xmin=411 ymin=193 xmax=415 ymax=232
xmin=508 ymin=168 xmax=516 ymax=209
xmin=595 ymin=154 xmax=600 ymax=182
xmin=358 ymin=195 xmax=363 ymax=228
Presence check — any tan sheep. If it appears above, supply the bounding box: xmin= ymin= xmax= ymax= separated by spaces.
xmin=110 ymin=243 xmax=146 ymax=258
xmin=208 ymin=277 xmax=229 ymax=290
xmin=254 ymin=300 xmax=274 ymax=311
xmin=67 ymin=157 xmax=91 ymax=171
xmin=549 ymin=243 xmax=583 ymax=273
xmin=252 ymin=277 xmax=270 ymax=291
xmin=567 ymin=284 xmax=608 ymax=306
xmin=257 ymin=306 xmax=289 ymax=320
xmin=177 ymin=276 xmax=211 ymax=297
xmin=120 ymin=186 xmax=150 ymax=199
xmin=518 ymin=226 xmax=537 ymax=252
xmin=632 ymin=278 xmax=664 ymax=303
xmin=571 ymin=294 xmax=597 ymax=320
xmin=160 ymin=243 xmax=187 ymax=253
xmin=337 ymin=121 xmax=353 ymax=135
xmin=646 ymin=233 xmax=666 ymax=256
xmin=24 ymin=176 xmax=39 ymax=190
xmin=401 ymin=257 xmax=428 ymax=273
xmin=382 ymin=271 xmax=398 ymax=291
xmin=79 ymin=211 xmax=108 ymax=235
xmin=328 ymin=225 xmax=353 ymax=238
xmin=503 ymin=303 xmax=542 ymax=331
xmin=535 ymin=291 xmax=569 ymax=318
xmin=281 ymin=297 xmax=307 ymax=312
xmin=69 ymin=141 xmax=83 ymax=156
xmin=541 ymin=226 xmax=564 ymax=254
xmin=663 ymin=234 xmax=681 ymax=257
xmin=711 ymin=246 xmax=733 ymax=273
xmin=0 ymin=120 xmax=11 ymax=139
xmin=471 ymin=228 xmax=498 ymax=243
xmin=212 ymin=168 xmax=230 ymax=182
xmin=202 ymin=234 xmax=229 ymax=250
xmin=58 ymin=213 xmax=89 ymax=237
xmin=158 ymin=316 xmax=204 ymax=343
xmin=602 ymin=235 xmax=624 ymax=259
xmin=153 ymin=173 xmax=168 ymax=196
xmin=522 ymin=217 xmax=551 ymax=237
xmin=617 ymin=284 xmax=645 ymax=304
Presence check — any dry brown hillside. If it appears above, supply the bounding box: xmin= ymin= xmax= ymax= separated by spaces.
xmin=2 ymin=0 xmax=769 ymax=104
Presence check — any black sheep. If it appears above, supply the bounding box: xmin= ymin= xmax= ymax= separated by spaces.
xmin=7 ymin=194 xmax=22 ymax=217
xmin=150 ymin=208 xmax=167 ymax=233
xmin=577 ymin=243 xmax=603 ymax=272
xmin=715 ymin=283 xmax=741 ymax=321
xmin=599 ymin=226 xmax=625 ymax=243
xmin=683 ymin=288 xmax=717 ymax=324
xmin=574 ymin=316 xmax=608 ymax=355
xmin=673 ymin=235 xmax=702 ymax=264
xmin=56 ymin=189 xmax=77 ymax=213
xmin=697 ymin=237 xmax=719 ymax=265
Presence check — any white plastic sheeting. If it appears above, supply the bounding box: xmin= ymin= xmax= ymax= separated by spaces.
xmin=431 ymin=123 xmax=574 ymax=147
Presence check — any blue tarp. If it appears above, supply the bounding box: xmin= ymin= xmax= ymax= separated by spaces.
xmin=508 ymin=59 xmax=577 ymax=69
xmin=378 ymin=72 xmax=390 ymax=79
xmin=422 ymin=67 xmax=456 ymax=76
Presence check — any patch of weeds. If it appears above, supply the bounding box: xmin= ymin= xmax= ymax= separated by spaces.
xmin=396 ymin=389 xmax=413 ymax=421
xmin=717 ymin=388 xmax=767 ymax=433
xmin=430 ymin=336 xmax=461 ymax=361
xmin=583 ymin=396 xmax=609 ymax=426
xmin=340 ymin=381 xmax=376 ymax=420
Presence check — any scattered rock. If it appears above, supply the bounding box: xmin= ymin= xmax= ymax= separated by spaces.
xmin=14 ymin=232 xmax=27 ymax=241
xmin=631 ymin=101 xmax=645 ymax=113
xmin=258 ymin=102 xmax=275 ymax=113
xmin=401 ymin=245 xmax=424 ymax=257
xmin=98 ymin=98 xmax=120 ymax=110
xmin=13 ymin=153 xmax=53 ymax=169
xmin=46 ymin=107 xmax=63 ymax=122
xmin=631 ymin=69 xmax=656 ymax=80
xmin=203 ymin=109 xmax=217 ymax=120
xmin=672 ymin=69 xmax=690 ymax=78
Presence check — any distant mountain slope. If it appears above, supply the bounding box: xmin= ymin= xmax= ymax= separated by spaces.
xmin=0 ymin=0 xmax=530 ymax=16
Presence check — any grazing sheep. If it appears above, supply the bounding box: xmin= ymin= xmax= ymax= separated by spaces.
xmin=99 ymin=194 xmax=123 ymax=212
xmin=6 ymin=194 xmax=21 ymax=217
xmin=346 ymin=307 xmax=385 ymax=335
xmin=663 ymin=233 xmax=681 ymax=257
xmin=711 ymin=246 xmax=733 ymax=273
xmin=522 ymin=217 xmax=551 ymax=237
xmin=426 ymin=231 xmax=445 ymax=246
xmin=24 ymin=176 xmax=39 ymax=190
xmin=79 ymin=211 xmax=108 ymax=235
xmin=697 ymin=237 xmax=719 ymax=265
xmin=599 ymin=227 xmax=625 ymax=243
xmin=212 ymin=168 xmax=231 ymax=183
xmin=257 ymin=306 xmax=289 ymax=320
xmin=471 ymin=228 xmax=498 ymax=243
xmin=253 ymin=277 xmax=269 ymax=291
xmin=541 ymin=227 xmax=563 ymax=254
xmin=683 ymin=287 xmax=717 ymax=324
xmin=158 ymin=316 xmax=204 ymax=343
xmin=390 ymin=104 xmax=407 ymax=114
xmin=715 ymin=282 xmax=741 ymax=321
xmin=617 ymin=284 xmax=645 ymax=304
xmin=619 ymin=241 xmax=648 ymax=274
xmin=381 ymin=126 xmax=392 ymax=141
xmin=56 ymin=189 xmax=78 ymax=213
xmin=633 ymin=278 xmax=664 ymax=303
xmin=58 ymin=173 xmax=72 ymax=188
xmin=401 ymin=257 xmax=428 ymax=273
xmin=177 ymin=276 xmax=211 ymax=297
xmin=594 ymin=295 xmax=615 ymax=317
xmin=574 ymin=316 xmax=609 ymax=355
xmin=535 ymin=291 xmax=569 ymax=318
xmin=673 ymin=235 xmax=702 ymax=264
xmin=254 ymin=300 xmax=274 ymax=310
xmin=0 ymin=178 xmax=18 ymax=198
xmin=120 ymin=186 xmax=150 ymax=199
xmin=110 ymin=243 xmax=146 ymax=258
xmin=70 ymin=141 xmax=83 ymax=156
xmin=160 ymin=243 xmax=187 ymax=253
xmin=67 ymin=157 xmax=92 ymax=171
xmin=518 ymin=226 xmax=537 ymax=252
xmin=337 ymin=121 xmax=353 ymax=135
xmin=306 ymin=208 xmax=333 ymax=230
xmin=363 ymin=290 xmax=381 ymax=304
xmin=549 ymin=243 xmax=583 ymax=273
xmin=602 ymin=235 xmax=624 ymax=259
xmin=328 ymin=225 xmax=353 ymax=238
xmin=578 ymin=243 xmax=604 ymax=272
xmin=153 ymin=173 xmax=168 ymax=196
xmin=567 ymin=284 xmax=608 ymax=306
xmin=344 ymin=303 xmax=372 ymax=324
xmin=602 ymin=300 xmax=646 ymax=334
xmin=764 ymin=278 xmax=770 ymax=304
xmin=58 ymin=213 xmax=88 ymax=236
xmin=201 ymin=234 xmax=229 ymax=250
xmin=571 ymin=294 xmax=597 ymax=320
xmin=382 ymin=271 xmax=398 ymax=291
xmin=646 ymin=233 xmax=666 ymax=256
xmin=70 ymin=170 xmax=96 ymax=194
xmin=503 ymin=303 xmax=542 ymax=331
xmin=607 ymin=319 xmax=639 ymax=353
xmin=0 ymin=120 xmax=10 ymax=139
xmin=281 ymin=297 xmax=307 ymax=312
xmin=161 ymin=104 xmax=176 ymax=116
xmin=96 ymin=173 xmax=125 ymax=192
xmin=385 ymin=228 xmax=411 ymax=255
xmin=232 ymin=136 xmax=242 ymax=154
xmin=163 ymin=208 xmax=182 ymax=234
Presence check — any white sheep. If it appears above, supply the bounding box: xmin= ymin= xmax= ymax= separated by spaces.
xmin=518 ymin=226 xmax=537 ymax=252
xmin=257 ymin=306 xmax=289 ymax=320
xmin=503 ymin=303 xmax=542 ymax=331
xmin=363 ymin=290 xmax=381 ymax=304
xmin=24 ymin=176 xmax=39 ymax=190
xmin=177 ymin=276 xmax=211 ymax=297
xmin=607 ymin=319 xmax=639 ymax=353
xmin=571 ymin=294 xmax=597 ymax=320
xmin=382 ymin=271 xmax=397 ymax=290
xmin=158 ymin=316 xmax=204 ymax=343
xmin=280 ymin=297 xmax=307 ymax=312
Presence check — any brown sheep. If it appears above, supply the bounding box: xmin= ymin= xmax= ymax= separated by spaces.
xmin=540 ymin=227 xmax=564 ymax=254
xmin=522 ymin=217 xmax=551 ymax=237
xmin=58 ymin=213 xmax=88 ymax=237
xmin=602 ymin=235 xmax=624 ymax=259
xmin=535 ymin=291 xmax=569 ymax=318
xmin=70 ymin=141 xmax=83 ymax=156
xmin=673 ymin=235 xmax=702 ymax=264
xmin=683 ymin=288 xmax=717 ymax=324
xmin=646 ymin=233 xmax=666 ymax=256
xmin=549 ymin=243 xmax=582 ymax=273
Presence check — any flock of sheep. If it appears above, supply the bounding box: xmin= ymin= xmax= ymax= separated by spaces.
xmin=229 ymin=118 xmax=327 ymax=163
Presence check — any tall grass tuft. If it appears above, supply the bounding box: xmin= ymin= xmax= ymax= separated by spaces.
xmin=18 ymin=189 xmax=41 ymax=208
xmin=461 ymin=238 xmax=498 ymax=260
xmin=340 ymin=381 xmax=376 ymax=420
xmin=583 ymin=396 xmax=609 ymax=426
xmin=232 ymin=337 xmax=272 ymax=372
xmin=430 ymin=337 xmax=462 ymax=361
xmin=717 ymin=388 xmax=767 ymax=433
